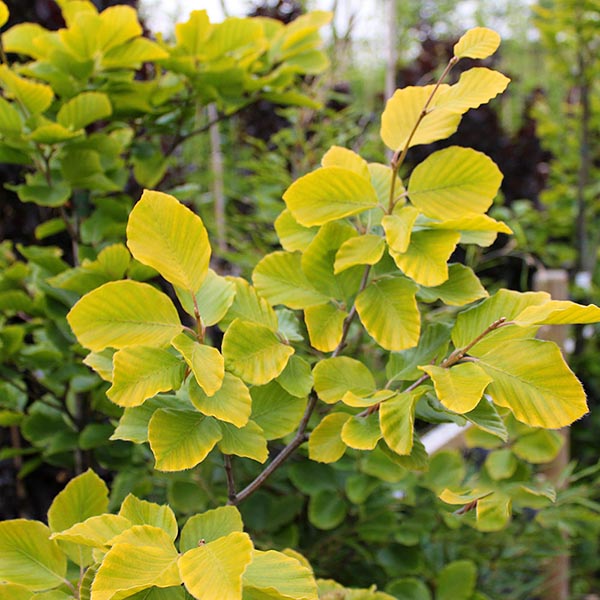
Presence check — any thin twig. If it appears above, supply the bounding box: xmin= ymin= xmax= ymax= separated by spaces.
xmin=224 ymin=455 xmax=236 ymax=502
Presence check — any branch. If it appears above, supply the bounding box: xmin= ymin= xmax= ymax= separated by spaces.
xmin=224 ymin=455 xmax=236 ymax=502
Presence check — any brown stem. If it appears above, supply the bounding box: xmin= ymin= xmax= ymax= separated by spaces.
xmin=224 ymin=455 xmax=236 ymax=502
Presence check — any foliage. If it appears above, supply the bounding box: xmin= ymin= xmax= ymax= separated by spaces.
xmin=1 ymin=4 xmax=600 ymax=598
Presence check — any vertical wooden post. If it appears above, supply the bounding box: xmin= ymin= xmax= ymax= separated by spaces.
xmin=535 ymin=269 xmax=570 ymax=600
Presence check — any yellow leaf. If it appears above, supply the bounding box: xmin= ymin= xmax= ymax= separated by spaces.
xmin=321 ymin=145 xmax=370 ymax=179
xmin=221 ymin=277 xmax=278 ymax=331
xmin=419 ymin=263 xmax=488 ymax=307
xmin=51 ymin=515 xmax=132 ymax=548
xmin=313 ymin=357 xmax=375 ymax=404
xmin=379 ymin=391 xmax=422 ymax=456
xmin=0 ymin=2 xmax=9 ymax=28
xmin=341 ymin=414 xmax=382 ymax=450
xmin=308 ymin=412 xmax=350 ymax=463
xmin=179 ymin=506 xmax=243 ymax=553
xmin=514 ymin=300 xmax=600 ymax=326
xmin=334 ymin=234 xmax=385 ymax=274
xmin=118 ymin=496 xmax=178 ymax=542
xmin=218 ymin=420 xmax=268 ymax=463
xmin=304 ymin=303 xmax=347 ymax=352
xmin=0 ymin=65 xmax=53 ymax=115
xmin=97 ymin=5 xmax=142 ymax=52
xmin=454 ymin=27 xmax=501 ymax=59
xmin=274 ymin=209 xmax=318 ymax=253
xmin=382 ymin=207 xmax=420 ymax=254
xmin=368 ymin=162 xmax=405 ymax=207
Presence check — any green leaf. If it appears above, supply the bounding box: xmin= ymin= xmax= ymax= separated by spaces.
xmin=419 ymin=363 xmax=492 ymax=413
xmin=222 ymin=318 xmax=294 ymax=385
xmin=382 ymin=207 xmax=420 ymax=254
xmin=0 ymin=520 xmax=67 ymax=591
xmin=127 ymin=190 xmax=210 ymax=293
xmin=463 ymin=399 xmax=508 ymax=442
xmin=0 ymin=65 xmax=53 ymax=114
xmin=379 ymin=391 xmax=422 ymax=456
xmin=67 ymin=280 xmax=182 ymax=352
xmin=475 ymin=494 xmax=511 ymax=532
xmin=10 ymin=181 xmax=71 ymax=207
xmin=436 ymin=560 xmax=477 ymax=600
xmin=243 ymin=550 xmax=318 ymax=600
xmin=308 ymin=491 xmax=347 ymax=531
xmin=57 ymin=92 xmax=112 ymax=129
xmin=390 ymin=230 xmax=460 ymax=287
xmin=304 ymin=303 xmax=347 ymax=352
xmin=341 ymin=413 xmax=382 ymax=450
xmin=172 ymin=333 xmax=224 ymax=397
xmin=334 ymin=234 xmax=385 ymax=274
xmin=475 ymin=339 xmax=589 ymax=428
xmin=313 ymin=357 xmax=375 ymax=404
xmin=283 ymin=166 xmax=379 ymax=227
xmin=180 ymin=506 xmax=243 ymax=553
xmin=0 ymin=97 xmax=23 ymax=134
xmin=418 ymin=264 xmax=488 ymax=306
xmin=118 ymin=495 xmax=178 ymax=541
xmin=275 ymin=355 xmax=313 ymax=398
xmin=189 ymin=371 xmax=251 ymax=427
xmin=250 ymin=382 xmax=307 ymax=440
xmin=386 ymin=578 xmax=431 ymax=600
xmin=253 ymin=251 xmax=328 ymax=309
xmin=407 ymin=147 xmax=503 ymax=220
xmin=380 ymin=85 xmax=460 ymax=151
xmin=454 ymin=27 xmax=501 ymax=59
xmin=222 ymin=277 xmax=278 ymax=331
xmin=107 ymin=346 xmax=185 ymax=407
xmin=274 ymin=210 xmax=318 ymax=253
xmin=179 ymin=532 xmax=253 ymax=600
xmin=174 ymin=9 xmax=211 ymax=54
xmin=356 ymin=277 xmax=420 ymax=351
xmin=218 ymin=420 xmax=268 ymax=463
xmin=512 ymin=429 xmax=563 ymax=464
xmin=148 ymin=409 xmax=222 ymax=471
xmin=50 ymin=514 xmax=132 ymax=548
xmin=485 ymin=449 xmax=517 ymax=480
xmin=308 ymin=412 xmax=350 ymax=463
xmin=97 ymin=5 xmax=143 ymax=52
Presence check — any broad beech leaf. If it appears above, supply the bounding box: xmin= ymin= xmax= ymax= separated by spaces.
xmin=57 ymin=92 xmax=112 ymax=130
xmin=222 ymin=318 xmax=294 ymax=385
xmin=3 ymin=23 xmax=47 ymax=58
xmin=476 ymin=494 xmax=512 ymax=532
xmin=304 ymin=303 xmax=347 ymax=352
xmin=436 ymin=560 xmax=477 ymax=600
xmin=308 ymin=490 xmax=347 ymax=531
xmin=380 ymin=391 xmax=423 ymax=456
xmin=250 ymin=381 xmax=307 ymax=440
xmin=321 ymin=145 xmax=369 ymax=179
xmin=390 ymin=230 xmax=460 ymax=287
xmin=282 ymin=166 xmax=378 ymax=227
xmin=97 ymin=5 xmax=142 ymax=52
xmin=380 ymin=85 xmax=460 ymax=151
xmin=308 ymin=412 xmax=350 ymax=463
xmin=118 ymin=495 xmax=178 ymax=541
xmin=172 ymin=333 xmax=224 ymax=397
xmin=67 ymin=280 xmax=182 ymax=352
xmin=189 ymin=371 xmax=251 ymax=427
xmin=0 ymin=97 xmax=23 ymax=134
xmin=428 ymin=212 xmax=512 ymax=247
xmin=436 ymin=68 xmax=510 ymax=115
xmin=0 ymin=520 xmax=66 ymax=591
xmin=334 ymin=234 xmax=385 ymax=274
xmin=253 ymin=251 xmax=328 ymax=309
xmin=341 ymin=413 xmax=382 ymax=450
xmin=454 ymin=27 xmax=501 ymax=59
xmin=464 ymin=399 xmax=508 ymax=442
xmin=218 ymin=420 xmax=268 ymax=463
xmin=0 ymin=583 xmax=32 ymax=600
xmin=421 ymin=451 xmax=466 ymax=494
xmin=341 ymin=389 xmax=395 ymax=408
xmin=420 ymin=363 xmax=493 ymax=413
xmin=512 ymin=429 xmax=563 ymax=464
xmin=382 ymin=207 xmax=420 ymax=254
xmin=175 ymin=9 xmax=211 ymax=54
xmin=356 ymin=277 xmax=420 ymax=351
xmin=276 ymin=355 xmax=314 ymax=398
xmin=148 ymin=409 xmax=222 ymax=471
xmin=127 ymin=190 xmax=210 ymax=293
xmin=0 ymin=65 xmax=53 ymax=114
xmin=107 ymin=346 xmax=184 ymax=408
xmin=222 ymin=277 xmax=278 ymax=331
xmin=51 ymin=515 xmax=132 ymax=547
xmin=180 ymin=506 xmax=244 ymax=553
xmin=451 ymin=289 xmax=550 ymax=355
xmin=243 ymin=550 xmax=318 ymax=600
xmin=382 ymin=434 xmax=428 ymax=471
xmin=108 ymin=525 xmax=175 ymax=550
xmin=28 ymin=123 xmax=83 ymax=144
xmin=313 ymin=357 xmax=375 ymax=404
xmin=408 ymin=147 xmax=503 ymax=220
xmin=418 ymin=264 xmax=488 ymax=306
xmin=368 ymin=162 xmax=405 ymax=207
xmin=476 ymin=339 xmax=588 ymax=428
xmin=485 ymin=449 xmax=517 ymax=480
xmin=175 ymin=269 xmax=236 ymax=326
xmin=102 ymin=37 xmax=169 ymax=69
xmin=91 ymin=536 xmax=180 ymax=600
xmin=301 ymin=221 xmax=363 ymax=300
xmin=274 ymin=210 xmax=318 ymax=253
xmin=179 ymin=532 xmax=253 ymax=600
xmin=513 ymin=299 xmax=600 ymax=326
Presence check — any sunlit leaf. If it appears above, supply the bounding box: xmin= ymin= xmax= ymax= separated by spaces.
xmin=341 ymin=413 xmax=382 ymax=450
xmin=0 ymin=65 xmax=53 ymax=114
xmin=118 ymin=495 xmax=178 ymax=542
xmin=179 ymin=506 xmax=243 ymax=553
xmin=513 ymin=299 xmax=600 ymax=326
xmin=276 ymin=355 xmax=313 ymax=398
xmin=321 ymin=145 xmax=369 ymax=179
xmin=382 ymin=207 xmax=420 ymax=254
xmin=368 ymin=162 xmax=405 ymax=207
xmin=454 ymin=27 xmax=501 ymax=59
xmin=50 ymin=514 xmax=132 ymax=548
xmin=379 ymin=391 xmax=422 ymax=456
xmin=274 ymin=210 xmax=318 ymax=253
xmin=313 ymin=357 xmax=375 ymax=404
xmin=418 ymin=264 xmax=488 ymax=306
xmin=304 ymin=303 xmax=347 ymax=352
xmin=308 ymin=412 xmax=350 ymax=463
xmin=222 ymin=277 xmax=278 ymax=331
xmin=334 ymin=234 xmax=385 ymax=274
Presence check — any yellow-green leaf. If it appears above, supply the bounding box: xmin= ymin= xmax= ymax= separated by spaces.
xmin=476 ymin=339 xmax=589 ymax=428
xmin=0 ymin=65 xmax=53 ymax=114
xmin=180 ymin=506 xmax=243 ymax=553
xmin=148 ymin=409 xmax=222 ymax=471
xmin=221 ymin=277 xmax=278 ymax=331
xmin=175 ymin=9 xmax=211 ymax=55
xmin=321 ymin=145 xmax=369 ymax=179
xmin=304 ymin=303 xmax=347 ymax=352
xmin=250 ymin=382 xmax=307 ymax=440
xmin=127 ymin=190 xmax=210 ymax=293
xmin=380 ymin=391 xmax=422 ymax=456
xmin=0 ymin=96 xmax=23 ymax=134
xmin=179 ymin=532 xmax=253 ymax=600
xmin=389 ymin=230 xmax=460 ymax=287
xmin=476 ymin=494 xmax=511 ymax=532
xmin=243 ymin=550 xmax=318 ymax=600
xmin=218 ymin=420 xmax=268 ymax=463
xmin=334 ymin=234 xmax=385 ymax=274
xmin=341 ymin=414 xmax=382 ymax=450
xmin=0 ymin=583 xmax=32 ymax=600
xmin=356 ymin=277 xmax=420 ymax=351
xmin=283 ymin=166 xmax=378 ymax=227
xmin=107 ymin=346 xmax=184 ymax=408
xmin=97 ymin=4 xmax=142 ymax=52
xmin=0 ymin=520 xmax=66 ymax=591
xmin=418 ymin=264 xmax=488 ymax=306
xmin=222 ymin=318 xmax=294 ymax=385
xmin=67 ymin=280 xmax=182 ymax=352
xmin=313 ymin=357 xmax=375 ymax=404
xmin=513 ymin=300 xmax=600 ymax=326
xmin=172 ymin=333 xmax=224 ymax=397
xmin=50 ymin=514 xmax=131 ymax=548
xmin=274 ymin=210 xmax=318 ymax=253
xmin=454 ymin=27 xmax=501 ymax=59
xmin=341 ymin=389 xmax=395 ymax=408
xmin=368 ymin=162 xmax=405 ymax=207
xmin=512 ymin=429 xmax=563 ymax=464
xmin=380 ymin=85 xmax=460 ymax=151
xmin=408 ymin=147 xmax=502 ymax=220
xmin=253 ymin=251 xmax=328 ymax=309
xmin=382 ymin=207 xmax=419 ymax=254
xmin=118 ymin=495 xmax=178 ymax=542
xmin=108 ymin=525 xmax=175 ymax=550
xmin=308 ymin=412 xmax=350 ymax=463
xmin=420 ymin=363 xmax=493 ymax=413
xmin=3 ymin=23 xmax=46 ymax=58
xmin=0 ymin=2 xmax=8 ymax=28
xmin=57 ymin=92 xmax=112 ymax=130
xmin=189 ymin=372 xmax=251 ymax=428
xmin=276 ymin=355 xmax=313 ymax=398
